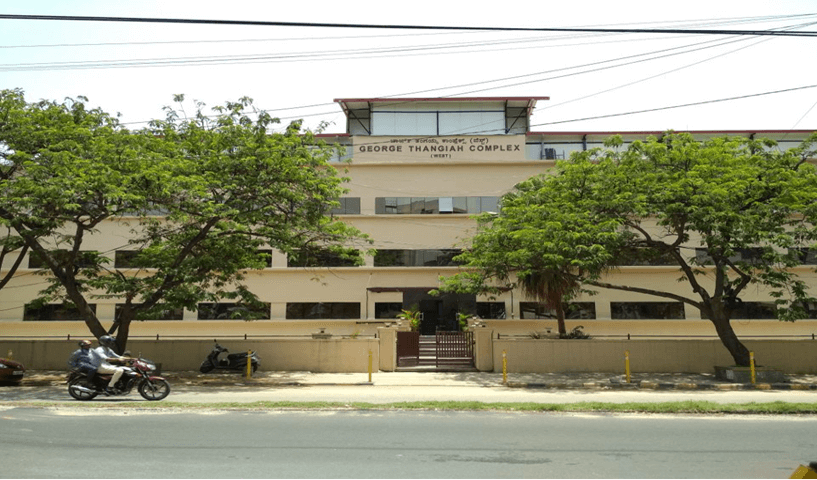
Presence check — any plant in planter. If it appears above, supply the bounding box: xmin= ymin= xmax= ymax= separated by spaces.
xmin=397 ymin=305 xmax=422 ymax=332
xmin=456 ymin=312 xmax=473 ymax=332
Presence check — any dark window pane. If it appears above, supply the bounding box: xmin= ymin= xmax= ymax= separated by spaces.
xmin=701 ymin=301 xmax=777 ymax=320
xmin=397 ymin=197 xmax=411 ymax=214
xmin=115 ymin=303 xmax=183 ymax=320
xmin=114 ymin=250 xmax=141 ymax=268
xmin=615 ymin=249 xmax=677 ymax=266
xmin=410 ymin=197 xmax=425 ymax=214
xmin=286 ymin=302 xmax=360 ymax=319
xmin=374 ymin=197 xmax=386 ymax=214
xmin=375 ymin=302 xmax=403 ymax=319
xmin=29 ymin=250 xmax=98 ymax=269
xmin=452 ymin=197 xmax=468 ymax=214
xmin=790 ymin=248 xmax=817 ymax=265
xmin=288 ymin=248 xmax=360 ymax=267
xmin=519 ymin=302 xmax=596 ymax=319
xmin=197 ymin=303 xmax=270 ymax=320
xmin=611 ymin=302 xmax=685 ymax=319
xmin=480 ymin=196 xmax=499 ymax=213
xmin=23 ymin=303 xmax=96 ymax=321
xmin=476 ymin=302 xmax=506 ymax=319
xmin=330 ymin=197 xmax=361 ymax=215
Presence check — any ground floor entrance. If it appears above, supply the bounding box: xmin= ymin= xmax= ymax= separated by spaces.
xmin=396 ymin=331 xmax=475 ymax=370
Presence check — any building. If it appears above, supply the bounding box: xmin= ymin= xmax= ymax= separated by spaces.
xmin=1 ymin=97 xmax=816 ymax=343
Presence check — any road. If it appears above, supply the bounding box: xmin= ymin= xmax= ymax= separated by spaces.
xmin=1 ymin=406 xmax=814 ymax=478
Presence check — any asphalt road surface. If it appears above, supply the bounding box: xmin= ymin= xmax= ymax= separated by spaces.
xmin=1 ymin=406 xmax=814 ymax=478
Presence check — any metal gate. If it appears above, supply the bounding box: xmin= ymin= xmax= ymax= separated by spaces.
xmin=396 ymin=332 xmax=420 ymax=367
xmin=435 ymin=331 xmax=474 ymax=368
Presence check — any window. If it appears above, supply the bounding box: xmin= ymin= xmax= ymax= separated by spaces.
xmin=611 ymin=302 xmax=685 ymax=319
xmin=374 ymin=249 xmax=463 ymax=267
xmin=695 ymin=247 xmax=767 ymax=265
xmin=519 ymin=302 xmax=596 ymax=319
xmin=23 ymin=303 xmax=96 ymax=321
xmin=375 ymin=197 xmax=499 ymax=215
xmin=28 ymin=250 xmax=98 ymax=269
xmin=286 ymin=302 xmax=360 ymax=319
xmin=115 ymin=304 xmax=183 ymax=320
xmin=197 ymin=303 xmax=271 ymax=320
xmin=375 ymin=302 xmax=403 ymax=319
xmin=790 ymin=248 xmax=817 ymax=265
xmin=476 ymin=302 xmax=506 ymax=319
xmin=371 ymin=110 xmax=505 ymax=136
xmin=701 ymin=301 xmax=777 ymax=320
xmin=288 ymin=248 xmax=360 ymax=267
xmin=329 ymin=197 xmax=361 ymax=215
xmin=615 ymin=249 xmax=678 ymax=266
xmin=116 ymin=249 xmax=272 ymax=268
xmin=114 ymin=250 xmax=140 ymax=268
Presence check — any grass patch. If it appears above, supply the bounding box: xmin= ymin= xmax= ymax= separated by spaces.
xmin=2 ymin=400 xmax=817 ymax=414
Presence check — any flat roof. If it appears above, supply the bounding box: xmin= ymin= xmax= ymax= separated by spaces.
xmin=335 ymin=97 xmax=549 ymax=115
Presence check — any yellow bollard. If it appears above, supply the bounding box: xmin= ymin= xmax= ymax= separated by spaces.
xmin=625 ymin=350 xmax=631 ymax=383
xmin=368 ymin=349 xmax=373 ymax=383
xmin=246 ymin=350 xmax=252 ymax=379
xmin=750 ymin=352 xmax=756 ymax=385
xmin=790 ymin=463 xmax=817 ymax=479
xmin=502 ymin=350 xmax=507 ymax=385
xmin=6 ymin=349 xmax=12 ymax=360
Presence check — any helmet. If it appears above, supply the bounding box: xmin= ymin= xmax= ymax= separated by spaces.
xmin=98 ymin=335 xmax=116 ymax=349
xmin=78 ymin=339 xmax=92 ymax=348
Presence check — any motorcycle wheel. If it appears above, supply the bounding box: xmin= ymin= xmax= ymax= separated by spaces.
xmin=67 ymin=378 xmax=98 ymax=401
xmin=138 ymin=378 xmax=170 ymax=401
xmin=199 ymin=362 xmax=214 ymax=373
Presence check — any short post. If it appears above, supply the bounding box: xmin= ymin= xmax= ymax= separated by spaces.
xmin=625 ymin=350 xmax=631 ymax=383
xmin=246 ymin=350 xmax=252 ymax=379
xmin=502 ymin=350 xmax=508 ymax=385
xmin=6 ymin=349 xmax=12 ymax=360
xmin=750 ymin=351 xmax=756 ymax=385
xmin=368 ymin=349 xmax=373 ymax=383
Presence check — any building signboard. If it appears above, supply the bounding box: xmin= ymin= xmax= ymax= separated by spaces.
xmin=353 ymin=135 xmax=526 ymax=162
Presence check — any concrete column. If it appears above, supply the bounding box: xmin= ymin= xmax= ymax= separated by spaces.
xmin=377 ymin=327 xmax=397 ymax=371
xmin=472 ymin=327 xmax=494 ymax=372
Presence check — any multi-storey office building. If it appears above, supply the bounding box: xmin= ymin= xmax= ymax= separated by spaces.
xmin=2 ymin=97 xmax=816 ymax=340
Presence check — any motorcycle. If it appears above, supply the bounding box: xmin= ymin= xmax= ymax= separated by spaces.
xmin=67 ymin=357 xmax=170 ymax=401
xmin=199 ymin=343 xmax=259 ymax=374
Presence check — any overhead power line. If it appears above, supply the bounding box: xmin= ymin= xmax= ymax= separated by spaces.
xmin=1 ymin=14 xmax=817 ymax=37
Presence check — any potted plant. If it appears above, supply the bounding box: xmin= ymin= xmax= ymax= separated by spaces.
xmin=397 ymin=305 xmax=422 ymax=332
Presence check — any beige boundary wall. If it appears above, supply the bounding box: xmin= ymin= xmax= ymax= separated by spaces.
xmin=2 ymin=331 xmax=816 ymax=374
xmin=487 ymin=338 xmax=817 ymax=374
xmin=0 ymin=338 xmax=379 ymax=372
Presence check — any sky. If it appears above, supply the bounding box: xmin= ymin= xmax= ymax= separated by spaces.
xmin=1 ymin=0 xmax=816 ymax=135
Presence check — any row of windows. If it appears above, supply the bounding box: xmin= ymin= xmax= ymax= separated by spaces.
xmin=29 ymin=247 xmax=817 ymax=270
xmin=374 ymin=197 xmax=500 ymax=215
xmin=22 ymin=301 xmax=816 ymax=321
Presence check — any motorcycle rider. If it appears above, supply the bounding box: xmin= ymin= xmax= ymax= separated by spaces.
xmin=93 ymin=335 xmax=130 ymax=394
xmin=67 ymin=339 xmax=97 ymax=381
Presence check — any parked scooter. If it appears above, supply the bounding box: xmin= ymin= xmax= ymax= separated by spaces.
xmin=199 ymin=343 xmax=259 ymax=373
xmin=67 ymin=357 xmax=170 ymax=401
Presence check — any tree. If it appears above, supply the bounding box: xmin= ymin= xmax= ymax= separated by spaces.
xmin=0 ymin=90 xmax=368 ymax=352
xmin=439 ymin=132 xmax=817 ymax=366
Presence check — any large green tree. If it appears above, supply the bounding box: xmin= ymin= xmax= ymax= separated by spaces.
xmin=0 ymin=90 xmax=367 ymax=352
xmin=440 ymin=132 xmax=817 ymax=366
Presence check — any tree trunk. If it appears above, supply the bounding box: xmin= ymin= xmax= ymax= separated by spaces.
xmin=708 ymin=310 xmax=751 ymax=366
xmin=555 ymin=303 xmax=567 ymax=337
xmin=111 ymin=307 xmax=135 ymax=355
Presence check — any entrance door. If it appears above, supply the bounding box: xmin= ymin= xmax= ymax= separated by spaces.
xmin=419 ymin=300 xmax=442 ymax=335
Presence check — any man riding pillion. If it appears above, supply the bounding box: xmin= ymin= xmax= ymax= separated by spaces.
xmin=67 ymin=339 xmax=96 ymax=381
xmin=92 ymin=335 xmax=131 ymax=394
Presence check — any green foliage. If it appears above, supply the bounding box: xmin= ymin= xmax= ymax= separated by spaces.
xmin=560 ymin=325 xmax=590 ymax=340
xmin=0 ymin=89 xmax=369 ymax=348
xmin=397 ymin=305 xmax=422 ymax=332
xmin=440 ymin=131 xmax=817 ymax=365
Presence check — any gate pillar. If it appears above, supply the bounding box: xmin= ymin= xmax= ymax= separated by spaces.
xmin=377 ymin=327 xmax=397 ymax=372
xmin=472 ymin=328 xmax=494 ymax=372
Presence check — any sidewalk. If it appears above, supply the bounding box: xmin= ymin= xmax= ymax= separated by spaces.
xmin=18 ymin=370 xmax=817 ymax=391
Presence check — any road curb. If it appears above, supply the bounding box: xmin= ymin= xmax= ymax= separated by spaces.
xmin=505 ymin=382 xmax=817 ymax=391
